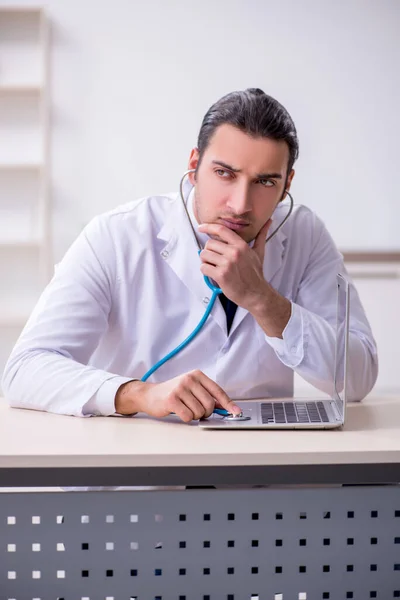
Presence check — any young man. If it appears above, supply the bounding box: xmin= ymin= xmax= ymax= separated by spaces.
xmin=2 ymin=88 xmax=378 ymax=420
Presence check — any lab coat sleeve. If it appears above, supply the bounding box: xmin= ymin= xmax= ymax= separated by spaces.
xmin=1 ymin=217 xmax=133 ymax=417
xmin=265 ymin=214 xmax=378 ymax=400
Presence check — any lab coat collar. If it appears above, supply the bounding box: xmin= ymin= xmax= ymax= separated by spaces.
xmin=157 ymin=178 xmax=288 ymax=337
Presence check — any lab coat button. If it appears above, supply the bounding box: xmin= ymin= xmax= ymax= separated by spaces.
xmin=161 ymin=250 xmax=169 ymax=258
xmin=203 ymin=296 xmax=210 ymax=305
xmin=291 ymin=346 xmax=297 ymax=353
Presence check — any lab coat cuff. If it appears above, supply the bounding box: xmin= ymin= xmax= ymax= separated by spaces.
xmin=264 ymin=302 xmax=305 ymax=368
xmin=83 ymin=376 xmax=135 ymax=416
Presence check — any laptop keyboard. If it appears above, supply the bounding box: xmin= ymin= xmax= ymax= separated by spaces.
xmin=261 ymin=401 xmax=330 ymax=424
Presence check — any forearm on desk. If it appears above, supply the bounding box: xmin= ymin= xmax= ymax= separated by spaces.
xmin=2 ymin=348 xmax=133 ymax=417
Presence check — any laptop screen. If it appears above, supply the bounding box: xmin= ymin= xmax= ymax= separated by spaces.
xmin=334 ymin=274 xmax=350 ymax=416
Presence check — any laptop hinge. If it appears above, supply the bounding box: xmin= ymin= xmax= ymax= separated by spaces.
xmin=330 ymin=401 xmax=342 ymax=421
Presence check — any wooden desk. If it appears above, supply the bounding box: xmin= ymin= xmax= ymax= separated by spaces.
xmin=1 ymin=395 xmax=399 ymax=487
xmin=1 ymin=396 xmax=400 ymax=598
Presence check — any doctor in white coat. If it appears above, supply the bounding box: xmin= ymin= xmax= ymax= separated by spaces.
xmin=2 ymin=88 xmax=378 ymax=421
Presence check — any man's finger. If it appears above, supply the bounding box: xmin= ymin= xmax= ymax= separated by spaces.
xmin=203 ymin=239 xmax=231 ymax=255
xmin=189 ymin=380 xmax=216 ymax=417
xmin=167 ymin=396 xmax=194 ymax=423
xmin=199 ymin=374 xmax=242 ymax=415
xmin=179 ymin=389 xmax=207 ymax=420
xmin=200 ymin=249 xmax=225 ymax=267
xmin=253 ymin=219 xmax=272 ymax=261
xmin=200 ymin=263 xmax=221 ymax=284
xmin=198 ymin=223 xmax=244 ymax=245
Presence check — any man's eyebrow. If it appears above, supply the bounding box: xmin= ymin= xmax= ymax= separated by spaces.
xmin=211 ymin=160 xmax=282 ymax=180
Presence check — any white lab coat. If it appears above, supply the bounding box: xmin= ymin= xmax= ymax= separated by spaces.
xmin=2 ymin=184 xmax=378 ymax=417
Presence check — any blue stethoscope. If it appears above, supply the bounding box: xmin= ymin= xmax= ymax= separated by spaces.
xmin=141 ymin=169 xmax=294 ymax=417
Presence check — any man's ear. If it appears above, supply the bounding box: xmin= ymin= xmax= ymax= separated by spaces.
xmin=188 ymin=148 xmax=200 ymax=185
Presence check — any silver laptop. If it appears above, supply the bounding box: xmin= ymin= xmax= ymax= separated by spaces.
xmin=199 ymin=273 xmax=350 ymax=430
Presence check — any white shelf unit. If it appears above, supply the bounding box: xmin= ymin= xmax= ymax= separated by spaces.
xmin=0 ymin=84 xmax=42 ymax=93
xmin=0 ymin=7 xmax=50 ymax=388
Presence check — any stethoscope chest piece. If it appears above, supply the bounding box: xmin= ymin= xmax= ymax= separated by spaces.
xmin=223 ymin=413 xmax=251 ymax=421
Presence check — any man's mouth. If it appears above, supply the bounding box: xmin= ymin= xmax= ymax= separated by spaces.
xmin=218 ymin=218 xmax=250 ymax=231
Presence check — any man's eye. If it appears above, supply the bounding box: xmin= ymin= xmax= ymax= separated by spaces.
xmin=215 ymin=169 xmax=231 ymax=178
xmin=259 ymin=179 xmax=275 ymax=187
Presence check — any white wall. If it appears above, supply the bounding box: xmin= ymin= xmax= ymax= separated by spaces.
xmin=1 ymin=0 xmax=399 ymax=395
xmin=2 ymin=0 xmax=399 ymax=260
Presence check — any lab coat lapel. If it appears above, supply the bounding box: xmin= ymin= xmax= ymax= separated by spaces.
xmin=262 ymin=217 xmax=288 ymax=284
xmin=157 ymin=194 xmax=228 ymax=335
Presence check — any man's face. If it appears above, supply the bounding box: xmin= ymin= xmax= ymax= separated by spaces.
xmin=188 ymin=124 xmax=294 ymax=243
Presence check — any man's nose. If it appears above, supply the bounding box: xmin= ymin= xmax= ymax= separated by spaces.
xmin=226 ymin=182 xmax=252 ymax=215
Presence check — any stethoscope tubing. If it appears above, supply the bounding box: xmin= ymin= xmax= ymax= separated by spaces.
xmin=141 ymin=171 xmax=294 ymax=417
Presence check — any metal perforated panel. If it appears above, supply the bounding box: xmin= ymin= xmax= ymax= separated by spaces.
xmin=1 ymin=486 xmax=400 ymax=599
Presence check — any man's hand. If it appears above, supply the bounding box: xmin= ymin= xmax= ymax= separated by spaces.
xmin=198 ymin=220 xmax=271 ymax=312
xmin=115 ymin=370 xmax=241 ymax=422
xmin=198 ymin=220 xmax=291 ymax=338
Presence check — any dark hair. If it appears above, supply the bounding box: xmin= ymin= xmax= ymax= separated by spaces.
xmin=197 ymin=88 xmax=299 ymax=176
